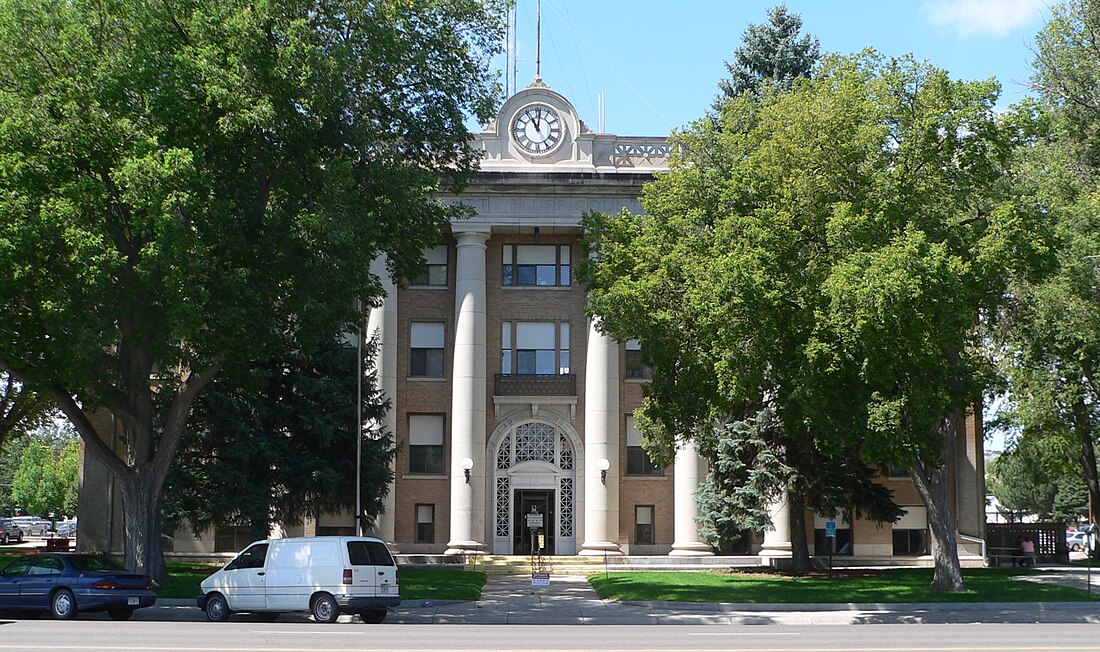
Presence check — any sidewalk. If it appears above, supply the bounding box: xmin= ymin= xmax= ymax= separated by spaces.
xmin=149 ymin=568 xmax=1100 ymax=625
xmin=383 ymin=571 xmax=1100 ymax=625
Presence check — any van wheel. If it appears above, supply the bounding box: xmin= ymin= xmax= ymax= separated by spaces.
xmin=311 ymin=593 xmax=339 ymax=623
xmin=359 ymin=608 xmax=387 ymax=624
xmin=205 ymin=594 xmax=231 ymax=622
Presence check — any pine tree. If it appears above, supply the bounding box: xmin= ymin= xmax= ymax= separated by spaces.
xmin=716 ymin=4 xmax=820 ymax=105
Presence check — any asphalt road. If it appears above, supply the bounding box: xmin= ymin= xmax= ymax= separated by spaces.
xmin=2 ymin=620 xmax=1100 ymax=652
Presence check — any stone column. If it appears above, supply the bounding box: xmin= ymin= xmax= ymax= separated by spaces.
xmin=445 ymin=228 xmax=490 ymax=554
xmin=579 ymin=319 xmax=621 ymax=555
xmin=366 ymin=256 xmax=397 ymax=544
xmin=669 ymin=440 xmax=713 ymax=556
xmin=759 ymin=492 xmax=793 ymax=557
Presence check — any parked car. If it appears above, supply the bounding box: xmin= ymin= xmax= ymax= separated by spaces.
xmin=11 ymin=517 xmax=50 ymax=537
xmin=53 ymin=520 xmax=77 ymax=538
xmin=0 ymin=519 xmax=24 ymax=545
xmin=197 ymin=536 xmax=399 ymax=623
xmin=0 ymin=553 xmax=156 ymax=620
xmin=1068 ymin=526 xmax=1096 ymax=552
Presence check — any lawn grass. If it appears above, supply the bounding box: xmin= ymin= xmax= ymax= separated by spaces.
xmin=158 ymin=562 xmax=221 ymax=599
xmin=398 ymin=568 xmax=486 ymax=601
xmin=588 ymin=567 xmax=1100 ymax=604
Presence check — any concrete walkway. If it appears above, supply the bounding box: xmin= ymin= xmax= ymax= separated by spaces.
xmin=383 ymin=571 xmax=1100 ymax=625
xmin=145 ymin=566 xmax=1100 ymax=625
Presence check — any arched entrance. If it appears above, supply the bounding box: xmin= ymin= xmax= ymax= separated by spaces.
xmin=489 ymin=418 xmax=578 ymax=555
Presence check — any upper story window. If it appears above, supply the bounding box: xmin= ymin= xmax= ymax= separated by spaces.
xmin=502 ymin=244 xmax=571 ymax=287
xmin=625 ymin=340 xmax=653 ymax=380
xmin=410 ymin=322 xmax=445 ymax=377
xmin=626 ymin=415 xmax=662 ymax=476
xmin=408 ymin=414 xmax=445 ymax=475
xmin=411 ymin=245 xmax=448 ymax=287
xmin=502 ymin=321 xmax=569 ymax=375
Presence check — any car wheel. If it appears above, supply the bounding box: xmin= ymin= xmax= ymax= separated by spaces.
xmin=359 ymin=608 xmax=387 ymax=624
xmin=51 ymin=589 xmax=76 ymax=620
xmin=15 ymin=533 xmax=22 ymax=543
xmin=1072 ymin=543 xmax=1081 ymax=552
xmin=205 ymin=593 xmax=231 ymax=622
xmin=108 ymin=608 xmax=134 ymax=621
xmin=311 ymin=593 xmax=339 ymax=623
xmin=1 ymin=533 xmax=8 ymax=545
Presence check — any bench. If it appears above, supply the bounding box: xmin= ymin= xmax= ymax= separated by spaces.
xmin=988 ymin=546 xmax=1034 ymax=567
xmin=40 ymin=538 xmax=71 ymax=552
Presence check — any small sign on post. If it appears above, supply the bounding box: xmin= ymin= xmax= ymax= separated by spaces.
xmin=825 ymin=521 xmax=837 ymax=538
xmin=531 ymin=572 xmax=550 ymax=586
xmin=526 ymin=513 xmax=544 ymax=529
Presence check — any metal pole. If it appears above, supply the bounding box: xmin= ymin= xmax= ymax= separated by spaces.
xmin=355 ymin=298 xmax=363 ymax=537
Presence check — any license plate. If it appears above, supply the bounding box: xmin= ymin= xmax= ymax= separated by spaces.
xmin=127 ymin=597 xmax=139 ymax=606
xmin=379 ymin=584 xmax=389 ymax=594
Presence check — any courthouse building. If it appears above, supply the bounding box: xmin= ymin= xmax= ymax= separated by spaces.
xmin=79 ymin=79 xmax=987 ymax=561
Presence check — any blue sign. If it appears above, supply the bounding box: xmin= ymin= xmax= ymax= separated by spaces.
xmin=825 ymin=521 xmax=837 ymax=538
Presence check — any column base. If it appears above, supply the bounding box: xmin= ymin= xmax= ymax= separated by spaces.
xmin=759 ymin=542 xmax=793 ymax=557
xmin=669 ymin=542 xmax=714 ymax=556
xmin=577 ymin=541 xmax=623 ymax=556
xmin=444 ymin=540 xmax=486 ymax=556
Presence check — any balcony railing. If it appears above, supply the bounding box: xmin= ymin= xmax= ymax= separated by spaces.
xmin=494 ymin=374 xmax=577 ymax=397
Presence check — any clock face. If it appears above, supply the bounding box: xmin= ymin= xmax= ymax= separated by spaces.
xmin=512 ymin=104 xmax=563 ymax=155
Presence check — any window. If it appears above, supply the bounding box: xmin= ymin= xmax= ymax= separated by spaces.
xmin=893 ymin=507 xmax=929 ymax=556
xmin=228 ymin=543 xmax=269 ymax=569
xmin=502 ymin=321 xmax=570 ymax=375
xmin=410 ymin=322 xmax=445 ymax=377
xmin=635 ymin=505 xmax=655 ymax=545
xmin=626 ymin=416 xmax=662 ymax=476
xmin=415 ymin=504 xmax=435 ymax=543
xmin=215 ymin=526 xmax=255 ymax=553
xmin=347 ymin=540 xmax=395 ymax=566
xmin=411 ymin=245 xmax=448 ymax=286
xmin=886 ymin=463 xmax=909 ymax=478
xmin=408 ymin=414 xmax=445 ymax=475
xmin=625 ymin=340 xmax=652 ymax=380
xmin=502 ymin=244 xmax=571 ymax=287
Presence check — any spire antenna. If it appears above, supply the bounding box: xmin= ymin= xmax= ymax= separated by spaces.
xmin=535 ymin=0 xmax=542 ymax=82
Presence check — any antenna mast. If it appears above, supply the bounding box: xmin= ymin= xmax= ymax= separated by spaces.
xmin=535 ymin=0 xmax=541 ymax=81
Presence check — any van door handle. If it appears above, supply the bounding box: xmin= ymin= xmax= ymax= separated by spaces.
xmin=257 ymin=572 xmax=265 ymax=576
xmin=377 ymin=572 xmax=385 ymax=576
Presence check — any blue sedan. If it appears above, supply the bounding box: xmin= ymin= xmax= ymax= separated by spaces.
xmin=0 ymin=553 xmax=156 ymax=620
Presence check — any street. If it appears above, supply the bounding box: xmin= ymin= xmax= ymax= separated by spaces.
xmin=2 ymin=620 xmax=1100 ymax=652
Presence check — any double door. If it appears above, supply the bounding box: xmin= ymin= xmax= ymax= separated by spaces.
xmin=513 ymin=489 xmax=554 ymax=555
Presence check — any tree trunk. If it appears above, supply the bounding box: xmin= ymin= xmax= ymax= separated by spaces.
xmin=788 ymin=490 xmax=812 ymax=572
xmin=910 ymin=415 xmax=966 ymax=592
xmin=119 ymin=472 xmax=168 ymax=584
xmin=1070 ymin=384 xmax=1100 ymax=559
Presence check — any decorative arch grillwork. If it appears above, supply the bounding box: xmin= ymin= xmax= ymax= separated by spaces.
xmin=492 ymin=421 xmax=578 ymax=550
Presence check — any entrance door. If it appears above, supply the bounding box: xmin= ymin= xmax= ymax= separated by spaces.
xmin=513 ymin=489 xmax=554 ymax=555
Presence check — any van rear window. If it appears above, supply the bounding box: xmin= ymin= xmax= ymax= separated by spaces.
xmin=346 ymin=541 xmax=395 ymax=566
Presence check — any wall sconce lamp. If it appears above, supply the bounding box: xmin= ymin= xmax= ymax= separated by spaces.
xmin=461 ymin=457 xmax=474 ymax=484
xmin=598 ymin=458 xmax=610 ymax=485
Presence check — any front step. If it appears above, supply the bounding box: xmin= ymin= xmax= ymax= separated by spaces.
xmin=396 ymin=554 xmax=767 ymax=575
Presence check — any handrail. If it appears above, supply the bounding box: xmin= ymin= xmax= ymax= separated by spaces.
xmin=959 ymin=533 xmax=987 ymax=565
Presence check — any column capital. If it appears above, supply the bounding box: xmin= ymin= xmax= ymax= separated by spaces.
xmin=452 ymin=227 xmax=491 ymax=245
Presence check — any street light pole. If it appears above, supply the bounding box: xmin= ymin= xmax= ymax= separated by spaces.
xmin=355 ymin=297 xmax=363 ymax=537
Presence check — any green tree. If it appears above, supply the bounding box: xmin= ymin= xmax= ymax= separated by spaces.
xmin=715 ymin=4 xmax=820 ymax=104
xmin=11 ymin=436 xmax=79 ymax=517
xmin=992 ymin=0 xmax=1100 ymax=546
xmin=582 ymin=52 xmax=1044 ymax=590
xmin=163 ymin=334 xmax=394 ymax=543
xmin=987 ymin=449 xmax=1058 ymax=521
xmin=0 ymin=373 xmax=52 ymax=444
xmin=0 ymin=0 xmax=507 ymax=581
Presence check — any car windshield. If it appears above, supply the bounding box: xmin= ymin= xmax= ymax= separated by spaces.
xmin=68 ymin=555 xmax=126 ymax=572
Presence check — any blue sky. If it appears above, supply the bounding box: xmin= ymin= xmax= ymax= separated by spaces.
xmin=493 ymin=0 xmax=1050 ymax=136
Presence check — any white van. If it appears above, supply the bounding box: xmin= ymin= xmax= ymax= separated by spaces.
xmin=197 ymin=536 xmax=399 ymax=623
